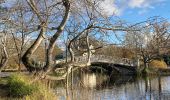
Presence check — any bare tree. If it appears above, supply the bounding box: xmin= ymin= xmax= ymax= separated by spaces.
xmin=1 ymin=0 xmax=145 ymax=80
xmin=20 ymin=0 xmax=70 ymax=74
xmin=124 ymin=17 xmax=170 ymax=71
xmin=0 ymin=31 xmax=8 ymax=71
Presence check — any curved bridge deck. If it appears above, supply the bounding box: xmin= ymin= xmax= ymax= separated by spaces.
xmin=91 ymin=62 xmax=137 ymax=75
xmin=32 ymin=55 xmax=138 ymax=75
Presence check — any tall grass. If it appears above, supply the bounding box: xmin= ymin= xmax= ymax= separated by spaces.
xmin=6 ymin=73 xmax=57 ymax=100
xmin=7 ymin=74 xmax=37 ymax=97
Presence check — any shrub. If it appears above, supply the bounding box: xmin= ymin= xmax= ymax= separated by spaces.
xmin=7 ymin=74 xmax=37 ymax=97
xmin=6 ymin=74 xmax=57 ymax=99
xmin=149 ymin=60 xmax=167 ymax=69
xmin=163 ymin=55 xmax=170 ymax=65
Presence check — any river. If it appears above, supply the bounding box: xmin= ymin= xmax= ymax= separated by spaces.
xmin=1 ymin=72 xmax=170 ymax=100
xmin=54 ymin=72 xmax=170 ymax=100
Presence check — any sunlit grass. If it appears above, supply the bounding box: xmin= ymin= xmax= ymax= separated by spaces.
xmin=0 ymin=73 xmax=57 ymax=100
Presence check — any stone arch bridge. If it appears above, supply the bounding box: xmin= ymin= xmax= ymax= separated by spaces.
xmin=74 ymin=55 xmax=137 ymax=75
xmin=33 ymin=55 xmax=138 ymax=75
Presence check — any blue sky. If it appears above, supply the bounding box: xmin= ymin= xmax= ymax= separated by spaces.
xmin=2 ymin=0 xmax=170 ymax=48
xmin=2 ymin=0 xmax=169 ymax=24
xmin=113 ymin=0 xmax=170 ymax=23
xmin=96 ymin=0 xmax=170 ymax=44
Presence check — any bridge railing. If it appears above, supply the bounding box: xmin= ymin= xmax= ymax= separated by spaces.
xmin=74 ymin=55 xmax=136 ymax=66
xmin=29 ymin=54 xmax=137 ymax=68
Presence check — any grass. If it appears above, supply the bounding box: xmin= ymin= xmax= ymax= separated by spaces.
xmin=25 ymin=82 xmax=57 ymax=100
xmin=7 ymin=74 xmax=37 ymax=97
xmin=0 ymin=73 xmax=57 ymax=100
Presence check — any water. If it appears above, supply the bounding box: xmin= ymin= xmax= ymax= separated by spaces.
xmin=1 ymin=72 xmax=170 ymax=100
xmin=54 ymin=72 xmax=170 ymax=100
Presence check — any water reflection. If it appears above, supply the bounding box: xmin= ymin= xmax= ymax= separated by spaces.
xmin=54 ymin=73 xmax=170 ymax=100
xmin=81 ymin=73 xmax=96 ymax=88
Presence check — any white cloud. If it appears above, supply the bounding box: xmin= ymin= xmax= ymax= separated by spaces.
xmin=98 ymin=0 xmax=120 ymax=16
xmin=74 ymin=0 xmax=166 ymax=16
xmin=95 ymin=0 xmax=166 ymax=16
xmin=128 ymin=0 xmax=165 ymax=9
xmin=129 ymin=0 xmax=146 ymax=8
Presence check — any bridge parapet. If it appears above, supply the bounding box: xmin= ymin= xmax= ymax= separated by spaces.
xmin=75 ymin=55 xmax=136 ymax=66
xmin=50 ymin=55 xmax=137 ymax=67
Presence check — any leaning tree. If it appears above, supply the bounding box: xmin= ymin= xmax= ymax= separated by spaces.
xmin=1 ymin=0 xmax=135 ymax=80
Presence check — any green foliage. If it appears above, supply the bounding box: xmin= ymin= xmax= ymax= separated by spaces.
xmin=55 ymin=54 xmax=64 ymax=60
xmin=4 ymin=74 xmax=57 ymax=99
xmin=163 ymin=55 xmax=170 ymax=65
xmin=142 ymin=67 xmax=150 ymax=75
xmin=7 ymin=74 xmax=37 ymax=97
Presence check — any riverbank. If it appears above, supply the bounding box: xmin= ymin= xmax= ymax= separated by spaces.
xmin=158 ymin=68 xmax=170 ymax=75
xmin=0 ymin=73 xmax=57 ymax=99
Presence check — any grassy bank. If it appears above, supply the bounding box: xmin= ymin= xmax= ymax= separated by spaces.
xmin=0 ymin=73 xmax=57 ymax=100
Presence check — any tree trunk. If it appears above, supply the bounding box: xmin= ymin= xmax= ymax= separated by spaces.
xmin=22 ymin=0 xmax=71 ymax=76
xmin=143 ymin=58 xmax=148 ymax=70
xmin=68 ymin=41 xmax=75 ymax=62
xmin=22 ymin=22 xmax=46 ymax=72
xmin=0 ymin=46 xmax=8 ymax=72
xmin=43 ymin=0 xmax=70 ymax=72
xmin=67 ymin=25 xmax=93 ymax=63
xmin=86 ymin=31 xmax=91 ymax=66
xmin=11 ymin=32 xmax=23 ymax=71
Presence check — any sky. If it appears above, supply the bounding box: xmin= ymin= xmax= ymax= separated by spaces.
xmin=95 ymin=0 xmax=170 ymax=45
xmin=100 ymin=0 xmax=170 ymax=23
xmin=1 ymin=0 xmax=170 ymax=49
xmin=61 ymin=0 xmax=170 ymax=49
xmin=2 ymin=0 xmax=169 ymax=26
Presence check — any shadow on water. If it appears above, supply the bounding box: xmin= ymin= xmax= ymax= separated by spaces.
xmin=50 ymin=70 xmax=170 ymax=100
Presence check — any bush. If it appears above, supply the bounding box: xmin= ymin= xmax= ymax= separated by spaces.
xmin=149 ymin=60 xmax=167 ymax=69
xmin=7 ymin=74 xmax=37 ymax=97
xmin=6 ymin=74 xmax=57 ymax=99
xmin=163 ymin=55 xmax=170 ymax=65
